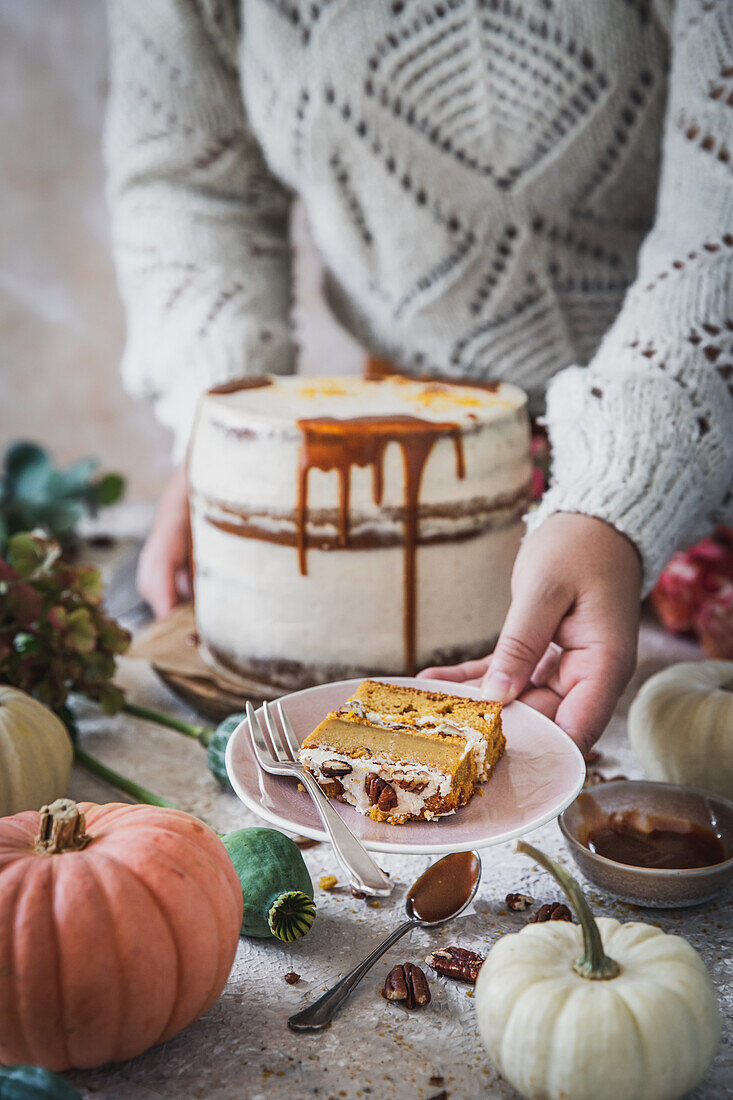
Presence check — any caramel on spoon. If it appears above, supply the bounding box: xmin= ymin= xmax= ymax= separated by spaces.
xmin=288 ymin=850 xmax=482 ymax=1032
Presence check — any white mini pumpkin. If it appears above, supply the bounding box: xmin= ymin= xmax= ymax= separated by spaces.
xmin=0 ymin=686 xmax=74 ymax=814
xmin=475 ymin=842 xmax=721 ymax=1100
xmin=628 ymin=660 xmax=733 ymax=799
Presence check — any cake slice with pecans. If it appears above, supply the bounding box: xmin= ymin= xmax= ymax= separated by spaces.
xmin=298 ymin=680 xmax=504 ymax=824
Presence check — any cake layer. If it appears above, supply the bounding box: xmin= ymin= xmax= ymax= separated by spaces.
xmin=189 ymin=376 xmax=531 ymax=520
xmin=193 ymin=520 xmax=520 ymax=689
xmin=302 ymin=717 xmax=472 ymax=771
xmin=299 ymin=718 xmax=476 ymax=823
xmin=344 ymin=680 xmax=504 ymax=782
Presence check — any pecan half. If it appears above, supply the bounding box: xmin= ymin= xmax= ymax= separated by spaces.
xmin=394 ymin=777 xmax=428 ymax=793
xmin=320 ymin=759 xmax=353 ymax=778
xmin=530 ymin=901 xmax=573 ymax=923
xmin=505 ymin=891 xmax=533 ymax=911
xmin=382 ymin=963 xmax=431 ymax=1009
xmin=365 ymin=772 xmax=398 ymax=812
xmin=318 ymin=777 xmax=344 ymax=798
xmin=425 ymin=946 xmax=485 ymax=984
xmin=283 ymin=971 xmax=300 ymax=985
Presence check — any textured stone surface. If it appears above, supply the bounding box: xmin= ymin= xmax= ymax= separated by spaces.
xmin=64 ymin=625 xmax=731 ymax=1100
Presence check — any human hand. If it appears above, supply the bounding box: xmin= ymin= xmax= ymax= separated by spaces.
xmin=419 ymin=513 xmax=643 ymax=754
xmin=136 ymin=466 xmax=191 ymax=619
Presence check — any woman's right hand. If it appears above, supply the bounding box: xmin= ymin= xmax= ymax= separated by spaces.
xmin=136 ymin=466 xmax=191 ymax=618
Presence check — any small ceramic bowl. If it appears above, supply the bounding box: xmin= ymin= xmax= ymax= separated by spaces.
xmin=559 ymin=779 xmax=733 ymax=908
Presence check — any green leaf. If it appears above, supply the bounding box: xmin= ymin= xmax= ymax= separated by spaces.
xmin=94 ymin=472 xmax=125 ymax=506
xmin=7 ymin=533 xmax=61 ymax=579
xmin=55 ymin=456 xmax=98 ymax=495
xmin=75 ymin=565 xmax=103 ymax=599
xmin=7 ymin=533 xmax=46 ymax=578
xmin=65 ymin=608 xmax=97 ymax=654
xmin=4 ymin=442 xmax=50 ymax=484
xmin=97 ymin=683 xmax=126 ymax=715
xmin=1 ymin=444 xmax=125 ymax=547
xmin=98 ymin=618 xmax=131 ymax=654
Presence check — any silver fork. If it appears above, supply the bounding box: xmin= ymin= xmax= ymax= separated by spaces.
xmin=245 ymin=700 xmax=393 ymax=897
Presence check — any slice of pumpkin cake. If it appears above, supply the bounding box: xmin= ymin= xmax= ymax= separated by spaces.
xmin=298 ymin=680 xmax=504 ymax=824
xmin=346 ymin=680 xmax=504 ymax=782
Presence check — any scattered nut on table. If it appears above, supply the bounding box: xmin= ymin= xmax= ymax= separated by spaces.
xmin=283 ymin=971 xmax=300 ymax=985
xmin=425 ymin=946 xmax=485 ymax=984
xmin=505 ymin=891 xmax=534 ymax=911
xmin=382 ymin=963 xmax=431 ymax=1009
xmin=530 ymin=901 xmax=573 ymax=923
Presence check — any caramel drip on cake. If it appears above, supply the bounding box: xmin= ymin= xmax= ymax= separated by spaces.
xmin=296 ymin=415 xmax=465 ymax=674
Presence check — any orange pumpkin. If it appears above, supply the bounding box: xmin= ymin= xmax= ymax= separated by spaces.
xmin=0 ymin=799 xmax=243 ymax=1070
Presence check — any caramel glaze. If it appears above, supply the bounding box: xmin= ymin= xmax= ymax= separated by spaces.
xmin=407 ymin=850 xmax=481 ymax=923
xmin=296 ymin=415 xmax=465 ymax=675
xmin=365 ymin=354 xmax=503 ymax=393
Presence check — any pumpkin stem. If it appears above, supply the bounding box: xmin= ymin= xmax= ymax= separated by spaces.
xmin=268 ymin=891 xmax=316 ymax=943
xmin=35 ymin=799 xmax=91 ymax=854
xmin=515 ymin=840 xmax=620 ymax=981
xmin=121 ymin=702 xmax=214 ymax=747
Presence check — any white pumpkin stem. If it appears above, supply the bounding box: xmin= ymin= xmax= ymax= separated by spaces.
xmin=35 ymin=799 xmax=91 ymax=855
xmin=515 ymin=840 xmax=620 ymax=981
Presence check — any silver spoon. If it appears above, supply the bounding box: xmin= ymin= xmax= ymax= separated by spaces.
xmin=288 ymin=849 xmax=482 ymax=1032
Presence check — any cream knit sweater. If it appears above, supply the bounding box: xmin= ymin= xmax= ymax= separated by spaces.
xmin=105 ymin=0 xmax=733 ymax=591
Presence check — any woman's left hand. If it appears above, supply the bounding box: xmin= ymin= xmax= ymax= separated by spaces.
xmin=419 ymin=512 xmax=643 ymax=755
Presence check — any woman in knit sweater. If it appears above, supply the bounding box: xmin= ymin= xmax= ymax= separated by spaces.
xmin=104 ymin=0 xmax=732 ymax=752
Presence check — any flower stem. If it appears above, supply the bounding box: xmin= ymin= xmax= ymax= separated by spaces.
xmin=515 ymin=839 xmax=620 ymax=981
xmin=121 ymin=702 xmax=214 ymax=747
xmin=74 ymin=746 xmax=175 ymax=808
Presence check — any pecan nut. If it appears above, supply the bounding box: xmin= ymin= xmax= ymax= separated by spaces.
xmin=530 ymin=901 xmax=573 ymax=923
xmin=382 ymin=962 xmax=431 ymax=1009
xmin=394 ymin=777 xmax=428 ymax=793
xmin=320 ymin=759 xmax=353 ymax=778
xmin=425 ymin=945 xmax=485 ymax=984
xmin=505 ymin=891 xmax=533 ymax=912
xmin=318 ymin=777 xmax=344 ymax=798
xmin=283 ymin=971 xmax=300 ymax=985
xmin=365 ymin=772 xmax=398 ymax=812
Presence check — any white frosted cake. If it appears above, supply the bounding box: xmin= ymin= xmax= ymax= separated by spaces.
xmin=188 ymin=375 xmax=531 ymax=690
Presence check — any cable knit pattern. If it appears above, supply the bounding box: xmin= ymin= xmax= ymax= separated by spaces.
xmin=105 ymin=0 xmax=733 ymax=584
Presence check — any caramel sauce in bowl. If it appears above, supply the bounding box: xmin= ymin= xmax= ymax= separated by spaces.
xmin=559 ymin=780 xmax=733 ymax=908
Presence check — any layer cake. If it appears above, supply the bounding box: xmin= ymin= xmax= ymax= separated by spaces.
xmin=299 ymin=680 xmax=505 ymax=823
xmin=188 ymin=375 xmax=531 ymax=689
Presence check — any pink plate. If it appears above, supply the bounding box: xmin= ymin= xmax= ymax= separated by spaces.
xmin=225 ymin=677 xmax=586 ymax=854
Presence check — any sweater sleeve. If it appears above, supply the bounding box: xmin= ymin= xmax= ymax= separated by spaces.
xmin=526 ymin=0 xmax=733 ymax=594
xmin=104 ymin=0 xmax=295 ymax=460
